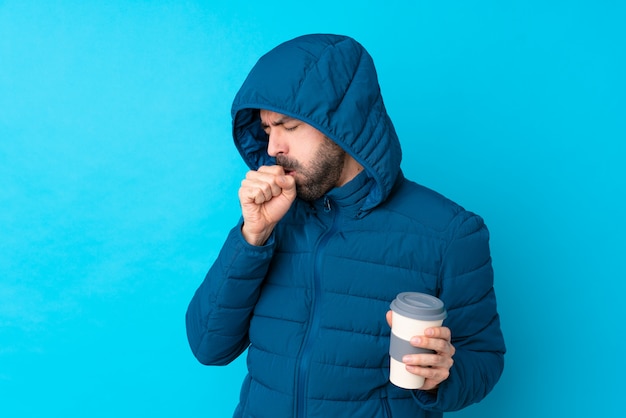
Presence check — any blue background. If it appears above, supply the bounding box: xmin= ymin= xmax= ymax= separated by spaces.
xmin=1 ymin=1 xmax=624 ymax=417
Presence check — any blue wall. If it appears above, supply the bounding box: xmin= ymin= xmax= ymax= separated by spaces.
xmin=1 ymin=1 xmax=624 ymax=417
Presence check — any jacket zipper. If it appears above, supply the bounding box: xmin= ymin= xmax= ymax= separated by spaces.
xmin=295 ymin=197 xmax=338 ymax=418
xmin=382 ymin=397 xmax=391 ymax=418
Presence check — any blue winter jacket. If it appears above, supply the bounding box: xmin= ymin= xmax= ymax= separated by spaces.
xmin=186 ymin=34 xmax=505 ymax=418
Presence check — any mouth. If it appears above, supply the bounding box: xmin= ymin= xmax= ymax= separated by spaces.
xmin=279 ymin=165 xmax=295 ymax=176
xmin=276 ymin=156 xmax=298 ymax=177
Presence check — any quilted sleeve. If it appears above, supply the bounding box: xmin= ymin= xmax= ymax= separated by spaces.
xmin=185 ymin=221 xmax=275 ymax=365
xmin=413 ymin=211 xmax=506 ymax=411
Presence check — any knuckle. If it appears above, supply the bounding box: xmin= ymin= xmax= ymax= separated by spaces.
xmin=432 ymin=339 xmax=446 ymax=353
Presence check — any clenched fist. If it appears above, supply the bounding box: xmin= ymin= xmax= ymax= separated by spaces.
xmin=238 ymin=165 xmax=297 ymax=246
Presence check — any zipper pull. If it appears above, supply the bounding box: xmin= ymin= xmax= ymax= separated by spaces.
xmin=323 ymin=197 xmax=331 ymax=213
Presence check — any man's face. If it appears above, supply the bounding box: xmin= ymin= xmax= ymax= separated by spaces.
xmin=260 ymin=109 xmax=346 ymax=201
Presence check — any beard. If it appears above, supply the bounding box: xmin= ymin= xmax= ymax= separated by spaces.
xmin=276 ymin=137 xmax=346 ymax=202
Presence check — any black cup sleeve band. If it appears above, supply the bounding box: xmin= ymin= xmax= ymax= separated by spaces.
xmin=389 ymin=332 xmax=436 ymax=362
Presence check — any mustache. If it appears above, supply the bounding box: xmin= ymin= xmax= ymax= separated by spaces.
xmin=276 ymin=155 xmax=301 ymax=171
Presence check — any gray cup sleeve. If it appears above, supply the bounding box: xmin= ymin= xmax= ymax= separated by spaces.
xmin=389 ymin=333 xmax=436 ymax=362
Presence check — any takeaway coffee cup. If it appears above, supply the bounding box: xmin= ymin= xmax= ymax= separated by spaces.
xmin=389 ymin=292 xmax=447 ymax=389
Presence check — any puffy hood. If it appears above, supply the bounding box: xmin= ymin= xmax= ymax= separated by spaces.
xmin=231 ymin=34 xmax=402 ymax=212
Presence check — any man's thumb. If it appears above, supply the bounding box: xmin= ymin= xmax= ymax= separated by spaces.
xmin=278 ymin=175 xmax=297 ymax=199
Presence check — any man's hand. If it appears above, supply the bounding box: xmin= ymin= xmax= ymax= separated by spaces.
xmin=238 ymin=165 xmax=297 ymax=246
xmin=386 ymin=310 xmax=456 ymax=391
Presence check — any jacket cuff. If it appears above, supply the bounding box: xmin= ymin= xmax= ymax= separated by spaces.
xmin=234 ymin=218 xmax=276 ymax=250
xmin=411 ymin=388 xmax=439 ymax=409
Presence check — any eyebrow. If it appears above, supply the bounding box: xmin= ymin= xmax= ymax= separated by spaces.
xmin=260 ymin=115 xmax=296 ymax=129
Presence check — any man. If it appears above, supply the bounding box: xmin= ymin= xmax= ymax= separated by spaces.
xmin=186 ymin=34 xmax=505 ymax=417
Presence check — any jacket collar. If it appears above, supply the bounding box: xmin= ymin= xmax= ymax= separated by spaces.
xmin=309 ymin=170 xmax=374 ymax=219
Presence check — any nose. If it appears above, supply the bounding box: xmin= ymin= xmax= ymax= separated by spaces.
xmin=267 ymin=131 xmax=287 ymax=157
